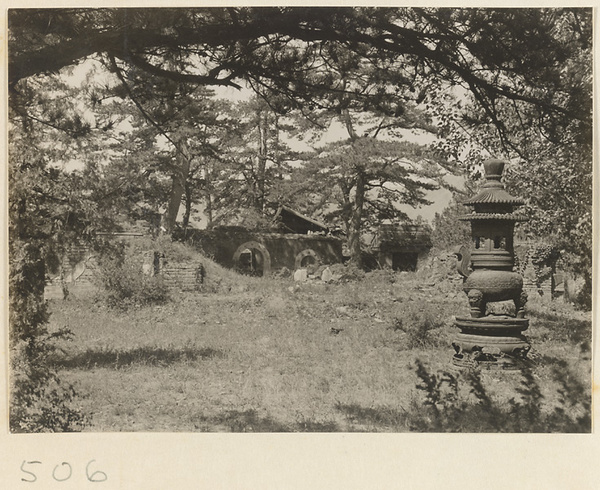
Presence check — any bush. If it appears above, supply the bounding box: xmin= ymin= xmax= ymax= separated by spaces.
xmin=409 ymin=360 xmax=591 ymax=433
xmin=11 ymin=336 xmax=88 ymax=433
xmin=390 ymin=308 xmax=447 ymax=350
xmin=10 ymin=242 xmax=88 ymax=432
xmin=94 ymin=242 xmax=170 ymax=309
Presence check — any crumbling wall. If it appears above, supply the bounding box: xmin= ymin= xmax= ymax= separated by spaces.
xmin=44 ymin=237 xmax=205 ymax=299
xmin=44 ymin=243 xmax=98 ymax=300
xmin=180 ymin=227 xmax=343 ymax=274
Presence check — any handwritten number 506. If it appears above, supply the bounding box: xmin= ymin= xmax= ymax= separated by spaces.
xmin=20 ymin=460 xmax=107 ymax=483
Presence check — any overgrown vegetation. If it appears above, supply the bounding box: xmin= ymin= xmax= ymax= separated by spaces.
xmin=93 ymin=242 xmax=170 ymax=310
xmin=9 ymin=243 xmax=88 ymax=432
xmin=410 ymin=360 xmax=590 ymax=433
xmin=390 ymin=306 xmax=447 ymax=350
xmin=8 ymin=7 xmax=592 ymax=434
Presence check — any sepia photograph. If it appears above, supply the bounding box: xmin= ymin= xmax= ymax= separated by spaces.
xmin=3 ymin=7 xmax=597 ymax=485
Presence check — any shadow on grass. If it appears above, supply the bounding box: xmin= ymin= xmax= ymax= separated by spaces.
xmin=194 ymin=410 xmax=339 ymax=432
xmin=53 ymin=346 xmax=224 ymax=369
xmin=335 ymin=403 xmax=410 ymax=431
xmin=530 ymin=316 xmax=591 ymax=345
xmin=198 ymin=405 xmax=412 ymax=432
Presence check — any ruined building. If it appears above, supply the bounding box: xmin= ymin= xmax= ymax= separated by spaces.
xmin=179 ymin=206 xmax=344 ymax=276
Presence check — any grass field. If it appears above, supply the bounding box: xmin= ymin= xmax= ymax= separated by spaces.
xmin=46 ymin=263 xmax=592 ymax=433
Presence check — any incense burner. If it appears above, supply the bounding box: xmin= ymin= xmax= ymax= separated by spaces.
xmin=452 ymin=159 xmax=530 ymax=368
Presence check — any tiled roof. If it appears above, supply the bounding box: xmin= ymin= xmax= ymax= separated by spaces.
xmin=459 ymin=213 xmax=528 ymax=221
xmin=463 ymin=188 xmax=525 ymax=206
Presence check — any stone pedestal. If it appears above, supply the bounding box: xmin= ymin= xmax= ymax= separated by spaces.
xmin=452 ymin=316 xmax=530 ymax=369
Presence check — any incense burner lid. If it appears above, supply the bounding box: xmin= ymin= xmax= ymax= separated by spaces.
xmin=464 ymin=159 xmax=525 ymax=208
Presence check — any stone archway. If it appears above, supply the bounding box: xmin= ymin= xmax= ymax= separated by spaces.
xmin=233 ymin=241 xmax=272 ymax=277
xmin=295 ymin=248 xmax=320 ymax=270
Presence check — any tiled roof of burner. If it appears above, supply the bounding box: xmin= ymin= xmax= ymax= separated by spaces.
xmin=459 ymin=212 xmax=528 ymax=221
xmin=463 ymin=187 xmax=525 ymax=206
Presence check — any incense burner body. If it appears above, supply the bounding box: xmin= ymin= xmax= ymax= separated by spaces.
xmin=462 ymin=269 xmax=525 ymax=318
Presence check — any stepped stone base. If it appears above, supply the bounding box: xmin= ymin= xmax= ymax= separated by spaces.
xmin=452 ymin=316 xmax=531 ymax=370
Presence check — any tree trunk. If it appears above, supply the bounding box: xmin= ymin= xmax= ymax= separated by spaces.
xmin=255 ymin=109 xmax=268 ymax=212
xmin=204 ymin=161 xmax=213 ymax=229
xmin=341 ymin=107 xmax=358 ymax=142
xmin=162 ymin=138 xmax=190 ymax=234
xmin=182 ymin=181 xmax=192 ymax=230
xmin=340 ymin=106 xmax=364 ymax=267
xmin=348 ymin=170 xmax=365 ymax=268
xmin=274 ymin=114 xmax=282 ymax=181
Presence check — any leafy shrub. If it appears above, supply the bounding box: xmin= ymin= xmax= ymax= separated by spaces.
xmin=10 ymin=242 xmax=88 ymax=432
xmin=11 ymin=336 xmax=88 ymax=433
xmin=390 ymin=308 xmax=447 ymax=349
xmin=409 ymin=360 xmax=590 ymax=433
xmin=94 ymin=242 xmax=170 ymax=309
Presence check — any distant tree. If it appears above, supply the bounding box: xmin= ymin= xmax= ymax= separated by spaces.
xmin=10 ymin=8 xmax=590 ymax=241
xmin=431 ymin=199 xmax=472 ymax=252
xmin=288 ymin=137 xmax=441 ymax=267
xmin=209 ymin=96 xmax=299 ymax=227
xmin=103 ymin=59 xmax=236 ymax=233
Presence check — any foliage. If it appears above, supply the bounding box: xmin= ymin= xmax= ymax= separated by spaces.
xmin=411 ymin=360 xmax=590 ymax=433
xmin=426 ymin=9 xmax=592 ymax=307
xmin=11 ymin=8 xmax=590 ymax=267
xmin=9 ymin=8 xmax=591 ymax=143
xmin=430 ymin=198 xmax=471 ymax=251
xmin=515 ymin=242 xmax=560 ymax=284
xmin=93 ymin=242 xmax=170 ymax=309
xmin=10 ymin=339 xmax=89 ymax=433
xmin=9 ymin=243 xmax=88 ymax=432
xmin=287 ymin=137 xmax=441 ymax=267
xmin=8 ymin=83 xmax=104 ymax=432
xmin=7 ymin=7 xmax=593 ymax=430
xmin=527 ymin=244 xmax=560 ymax=287
xmin=390 ymin=308 xmax=447 ymax=350
xmin=209 ymin=96 xmax=299 ymax=226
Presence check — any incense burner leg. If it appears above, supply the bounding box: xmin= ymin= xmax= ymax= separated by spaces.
xmin=515 ymin=290 xmax=528 ymax=319
xmin=467 ymin=289 xmax=485 ymax=318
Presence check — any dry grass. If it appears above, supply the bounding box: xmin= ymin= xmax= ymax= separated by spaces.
xmin=45 ymin=262 xmax=591 ymax=432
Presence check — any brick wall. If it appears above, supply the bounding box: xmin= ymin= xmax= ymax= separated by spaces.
xmin=159 ymin=262 xmax=205 ymax=291
xmin=44 ymin=241 xmax=205 ymax=299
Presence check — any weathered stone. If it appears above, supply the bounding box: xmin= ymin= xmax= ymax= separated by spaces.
xmin=293 ymin=268 xmax=308 ymax=282
xmin=321 ymin=267 xmax=333 ymax=283
xmin=275 ymin=267 xmax=292 ymax=278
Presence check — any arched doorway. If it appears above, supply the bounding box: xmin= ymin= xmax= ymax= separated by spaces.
xmin=233 ymin=241 xmax=272 ymax=277
xmin=295 ymin=249 xmax=320 ymax=271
